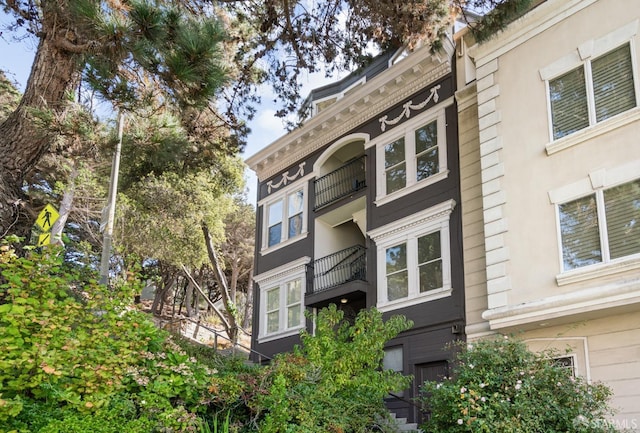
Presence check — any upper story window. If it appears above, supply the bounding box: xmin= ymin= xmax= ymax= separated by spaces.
xmin=549 ymin=43 xmax=636 ymax=140
xmin=375 ymin=109 xmax=448 ymax=205
xmin=540 ymin=21 xmax=640 ymax=154
xmin=260 ymin=181 xmax=309 ymax=254
xmin=369 ymin=200 xmax=455 ymax=312
xmin=385 ymin=230 xmax=444 ymax=301
xmin=267 ymin=190 xmax=303 ymax=247
xmin=557 ymin=178 xmax=640 ymax=271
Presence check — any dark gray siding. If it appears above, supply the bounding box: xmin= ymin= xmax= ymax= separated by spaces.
xmin=251 ymin=65 xmax=465 ymax=396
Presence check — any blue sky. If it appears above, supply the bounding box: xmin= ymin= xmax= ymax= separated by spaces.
xmin=0 ymin=15 xmax=336 ymax=204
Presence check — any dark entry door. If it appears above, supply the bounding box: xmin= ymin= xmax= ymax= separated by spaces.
xmin=414 ymin=361 xmax=448 ymax=425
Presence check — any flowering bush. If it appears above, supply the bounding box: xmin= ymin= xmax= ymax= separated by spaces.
xmin=419 ymin=336 xmax=620 ymax=433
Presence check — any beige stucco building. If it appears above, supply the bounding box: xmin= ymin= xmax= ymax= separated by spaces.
xmin=457 ymin=0 xmax=640 ymax=427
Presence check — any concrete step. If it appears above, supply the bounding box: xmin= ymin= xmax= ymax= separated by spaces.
xmin=387 ymin=412 xmax=423 ymax=433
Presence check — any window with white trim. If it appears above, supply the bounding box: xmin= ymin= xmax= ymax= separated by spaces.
xmin=262 ymin=184 xmax=307 ymax=251
xmin=370 ymin=200 xmax=454 ymax=311
xmin=254 ymin=257 xmax=310 ymax=342
xmin=385 ymin=229 xmax=445 ymax=300
xmin=557 ymin=178 xmax=640 ymax=271
xmin=261 ymin=277 xmax=305 ymax=339
xmin=377 ymin=110 xmax=448 ymax=200
xmin=548 ymin=43 xmax=636 ymax=140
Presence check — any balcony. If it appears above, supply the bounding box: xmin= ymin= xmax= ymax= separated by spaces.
xmin=306 ymin=245 xmax=367 ymax=307
xmin=314 ymin=156 xmax=366 ymax=210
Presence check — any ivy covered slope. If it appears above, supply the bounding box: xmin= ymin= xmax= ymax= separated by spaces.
xmin=0 ymin=240 xmax=413 ymax=433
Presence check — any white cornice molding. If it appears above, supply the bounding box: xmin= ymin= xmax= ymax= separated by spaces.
xmin=266 ymin=162 xmax=306 ymax=193
xmin=468 ymin=0 xmax=597 ymax=67
xmin=379 ymin=85 xmax=441 ymax=131
xmin=482 ymin=276 xmax=640 ymax=329
xmin=246 ymin=37 xmax=455 ymax=181
xmin=368 ymin=199 xmax=456 ymax=242
xmin=253 ymin=256 xmax=311 ymax=286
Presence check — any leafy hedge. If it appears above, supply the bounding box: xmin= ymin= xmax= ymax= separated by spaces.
xmin=0 ymin=241 xmax=412 ymax=433
xmin=0 ymin=241 xmax=220 ymax=432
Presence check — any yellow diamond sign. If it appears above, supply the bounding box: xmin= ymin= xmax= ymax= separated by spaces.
xmin=35 ymin=204 xmax=59 ymax=231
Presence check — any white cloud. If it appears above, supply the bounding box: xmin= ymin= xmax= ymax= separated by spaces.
xmin=244 ymin=108 xmax=288 ymax=158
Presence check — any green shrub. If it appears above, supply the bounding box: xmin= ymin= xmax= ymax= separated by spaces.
xmin=0 ymin=245 xmax=158 ymax=416
xmin=0 ymin=243 xmax=418 ymax=433
xmin=0 ymin=244 xmax=221 ymax=431
xmin=249 ymin=305 xmax=414 ymax=433
xmin=419 ymin=335 xmax=620 ymax=433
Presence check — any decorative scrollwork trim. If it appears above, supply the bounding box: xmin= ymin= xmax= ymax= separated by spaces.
xmin=379 ymin=85 xmax=441 ymax=132
xmin=267 ymin=162 xmax=306 ymax=193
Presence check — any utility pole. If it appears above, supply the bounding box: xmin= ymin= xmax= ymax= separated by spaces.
xmin=99 ymin=110 xmax=124 ymax=286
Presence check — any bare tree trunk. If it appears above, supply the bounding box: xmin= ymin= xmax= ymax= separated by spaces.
xmin=0 ymin=32 xmax=81 ymax=237
xmin=152 ymin=272 xmax=176 ymax=316
xmin=202 ymin=222 xmax=239 ymax=344
xmin=50 ymin=163 xmax=79 ymax=245
xmin=193 ymin=283 xmax=200 ymax=316
xmin=181 ymin=265 xmax=231 ymax=333
xmin=185 ymin=279 xmax=196 ymax=317
xmin=230 ymin=259 xmax=239 ymax=305
xmin=242 ymin=270 xmax=254 ymax=330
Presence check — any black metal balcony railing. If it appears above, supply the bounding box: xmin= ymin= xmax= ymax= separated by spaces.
xmin=310 ymin=245 xmax=366 ymax=294
xmin=314 ymin=156 xmax=366 ymax=210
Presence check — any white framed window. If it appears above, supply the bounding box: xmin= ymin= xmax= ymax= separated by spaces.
xmin=260 ymin=181 xmax=309 ymax=254
xmin=541 ymin=21 xmax=640 ymax=149
xmin=254 ymin=257 xmax=310 ymax=342
xmin=262 ymin=278 xmax=304 ymax=339
xmin=526 ymin=337 xmax=590 ymax=381
xmin=369 ymin=200 xmax=455 ymax=312
xmin=547 ymin=42 xmax=636 ymax=141
xmin=374 ymin=108 xmax=449 ymax=205
xmin=557 ymin=178 xmax=640 ymax=272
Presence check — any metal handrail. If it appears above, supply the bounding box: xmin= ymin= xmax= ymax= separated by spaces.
xmin=178 ymin=317 xmax=272 ymax=364
xmin=387 ymin=392 xmax=425 ymax=411
xmin=319 ymin=246 xmax=361 ymax=276
xmin=314 ymin=156 xmax=366 ymax=210
xmin=311 ymin=245 xmax=366 ymax=293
